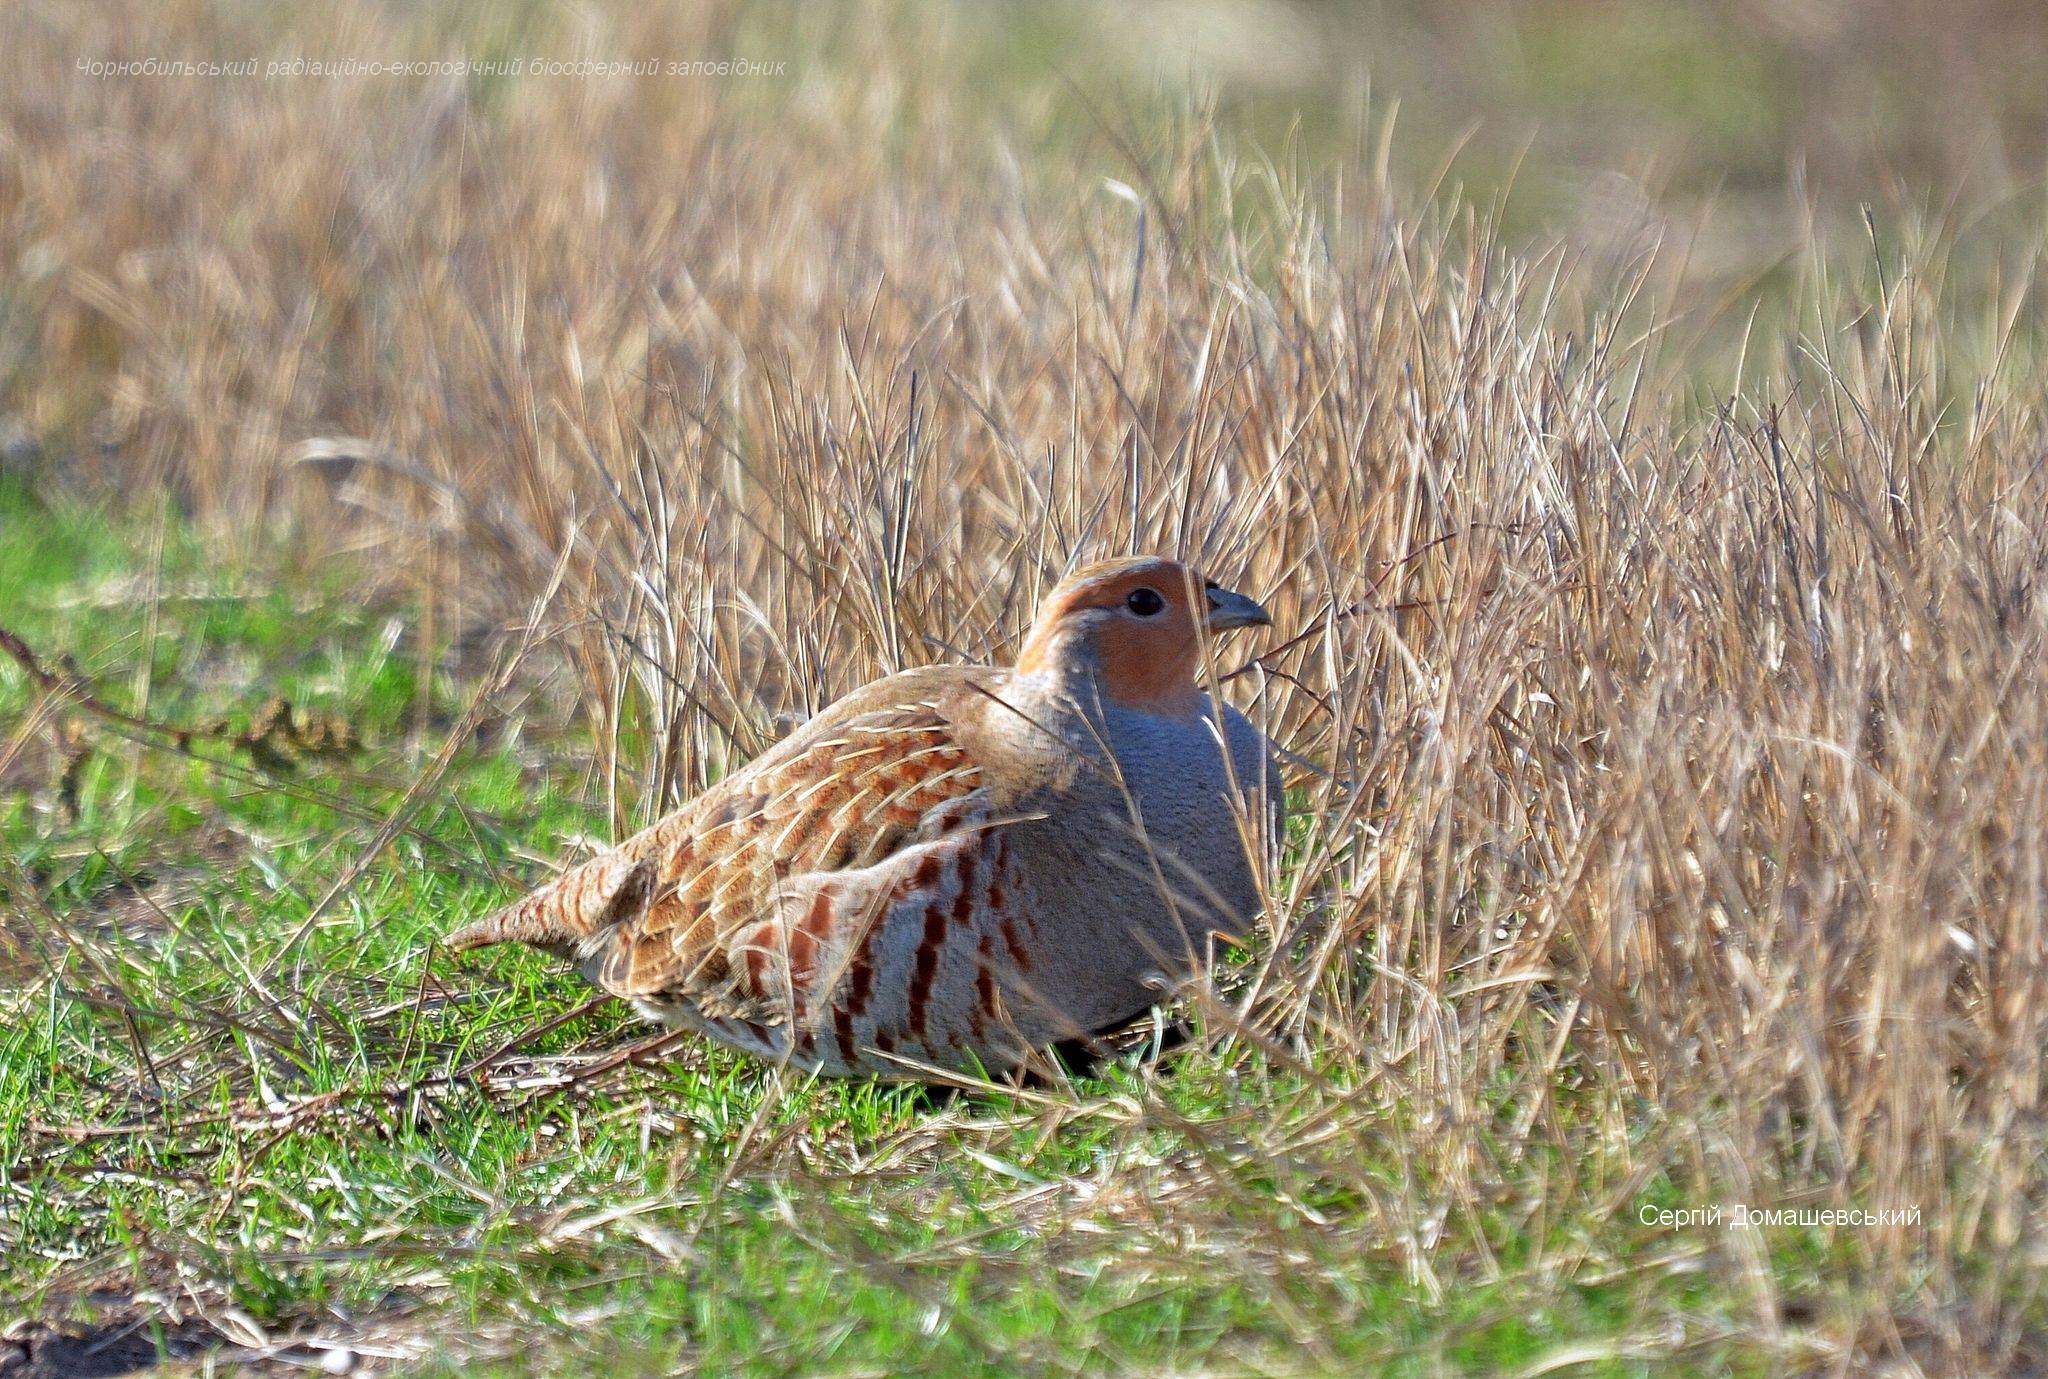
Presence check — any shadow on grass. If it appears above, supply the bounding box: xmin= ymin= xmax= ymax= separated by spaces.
xmin=3 ymin=1308 xmax=212 ymax=1379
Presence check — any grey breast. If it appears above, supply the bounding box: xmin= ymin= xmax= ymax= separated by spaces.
xmin=1092 ymin=699 xmax=1275 ymax=952
xmin=985 ymin=693 xmax=1279 ymax=1039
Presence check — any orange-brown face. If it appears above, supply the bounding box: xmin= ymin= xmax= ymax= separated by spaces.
xmin=1015 ymin=557 xmax=1271 ymax=712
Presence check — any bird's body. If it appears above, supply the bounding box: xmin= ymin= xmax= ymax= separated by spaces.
xmin=450 ymin=558 xmax=1281 ymax=1080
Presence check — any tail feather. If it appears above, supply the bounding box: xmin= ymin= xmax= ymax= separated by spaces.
xmin=448 ymin=852 xmax=659 ymax=954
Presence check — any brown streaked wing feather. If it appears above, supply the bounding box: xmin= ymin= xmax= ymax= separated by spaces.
xmin=445 ymin=839 xmax=664 ymax=955
xmin=451 ymin=669 xmax=989 ymax=953
xmin=580 ymin=687 xmax=998 ymax=1024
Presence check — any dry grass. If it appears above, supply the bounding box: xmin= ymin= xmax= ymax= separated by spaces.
xmin=5 ymin=1 xmax=2048 ymax=1374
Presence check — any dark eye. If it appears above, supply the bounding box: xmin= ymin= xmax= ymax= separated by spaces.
xmin=1125 ymin=587 xmax=1165 ymax=617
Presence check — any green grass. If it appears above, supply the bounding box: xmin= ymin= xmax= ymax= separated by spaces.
xmin=0 ymin=481 xmax=1932 ymax=1375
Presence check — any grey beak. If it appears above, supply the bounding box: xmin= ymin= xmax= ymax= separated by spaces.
xmin=1204 ymin=583 xmax=1272 ymax=631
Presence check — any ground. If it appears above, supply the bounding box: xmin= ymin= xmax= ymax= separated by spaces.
xmin=0 ymin=470 xmax=1986 ymax=1378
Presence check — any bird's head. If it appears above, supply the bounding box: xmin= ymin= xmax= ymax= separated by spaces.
xmin=1014 ymin=556 xmax=1271 ymax=713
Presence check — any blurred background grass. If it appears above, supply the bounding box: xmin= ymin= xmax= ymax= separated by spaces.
xmin=1118 ymin=0 xmax=2048 ymax=218
xmin=12 ymin=0 xmax=2048 ymax=486
xmin=976 ymin=0 xmax=2048 ymax=387
xmin=1059 ymin=0 xmax=2048 ymax=245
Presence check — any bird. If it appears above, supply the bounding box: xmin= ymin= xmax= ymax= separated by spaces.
xmin=448 ymin=556 xmax=1282 ymax=1081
